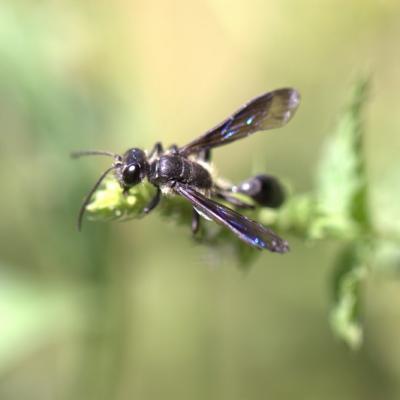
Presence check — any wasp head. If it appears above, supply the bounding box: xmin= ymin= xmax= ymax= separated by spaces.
xmin=116 ymin=148 xmax=149 ymax=189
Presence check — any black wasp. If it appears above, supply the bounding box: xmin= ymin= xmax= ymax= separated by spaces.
xmin=72 ymin=88 xmax=300 ymax=253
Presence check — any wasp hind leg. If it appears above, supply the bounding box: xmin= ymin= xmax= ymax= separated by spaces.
xmin=214 ymin=188 xmax=255 ymax=210
xmin=198 ymin=149 xmax=211 ymax=162
xmin=191 ymin=208 xmax=201 ymax=234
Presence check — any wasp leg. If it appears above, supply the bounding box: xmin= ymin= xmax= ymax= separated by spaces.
xmin=192 ymin=208 xmax=200 ymax=234
xmin=144 ymin=187 xmax=161 ymax=214
xmin=169 ymin=144 xmax=179 ymax=154
xmin=198 ymin=149 xmax=211 ymax=162
xmin=215 ymin=191 xmax=255 ymax=209
xmin=148 ymin=142 xmax=164 ymax=158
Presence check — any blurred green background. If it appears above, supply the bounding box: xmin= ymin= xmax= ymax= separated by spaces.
xmin=1 ymin=1 xmax=400 ymax=399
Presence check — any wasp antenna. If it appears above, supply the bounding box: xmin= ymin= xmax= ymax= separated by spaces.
xmin=71 ymin=150 xmax=118 ymax=159
xmin=77 ymin=166 xmax=116 ymax=231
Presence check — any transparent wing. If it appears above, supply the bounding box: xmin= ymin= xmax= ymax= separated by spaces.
xmin=179 ymin=88 xmax=300 ymax=156
xmin=174 ymin=184 xmax=289 ymax=253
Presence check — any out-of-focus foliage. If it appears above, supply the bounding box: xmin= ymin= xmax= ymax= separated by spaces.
xmin=330 ymin=243 xmax=367 ymax=349
xmin=314 ymin=79 xmax=370 ymax=239
xmin=87 ymin=79 xmax=397 ymax=349
xmin=314 ymin=79 xmax=371 ymax=348
xmin=86 ymin=178 xmax=156 ymax=222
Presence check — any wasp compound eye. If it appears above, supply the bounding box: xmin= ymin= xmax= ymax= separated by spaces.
xmin=122 ymin=164 xmax=142 ymax=186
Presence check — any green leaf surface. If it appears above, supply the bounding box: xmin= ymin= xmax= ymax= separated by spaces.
xmin=330 ymin=243 xmax=368 ymax=349
xmin=314 ymin=78 xmax=371 ymax=239
xmin=371 ymin=239 xmax=400 ymax=276
xmin=86 ymin=178 xmax=156 ymax=221
xmin=83 ymin=78 xmax=393 ymax=350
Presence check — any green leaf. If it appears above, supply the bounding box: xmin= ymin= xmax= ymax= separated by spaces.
xmin=313 ymin=78 xmax=371 ymax=239
xmin=86 ymin=178 xmax=156 ymax=221
xmin=372 ymin=165 xmax=400 ymax=238
xmin=85 ymin=177 xmax=265 ymax=265
xmin=258 ymin=193 xmax=317 ymax=239
xmin=330 ymin=243 xmax=368 ymax=349
xmin=371 ymin=239 xmax=400 ymax=276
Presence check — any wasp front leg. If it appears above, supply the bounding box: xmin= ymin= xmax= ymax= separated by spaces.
xmin=144 ymin=187 xmax=162 ymax=214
